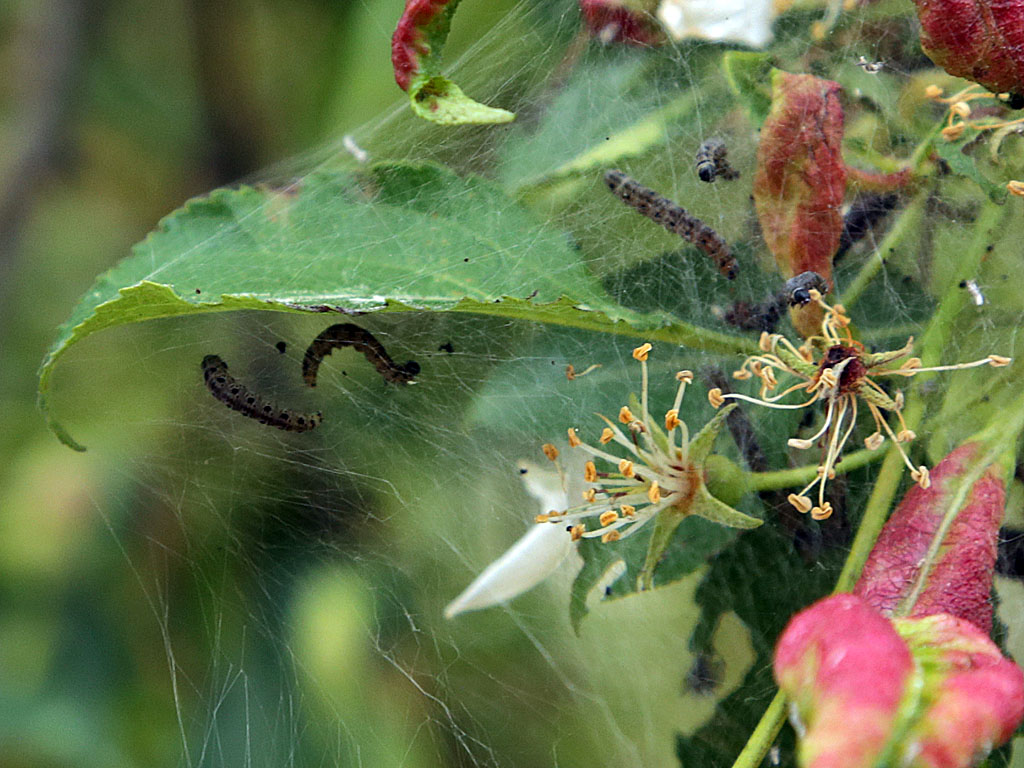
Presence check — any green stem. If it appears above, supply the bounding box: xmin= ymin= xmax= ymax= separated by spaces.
xmin=730 ymin=691 xmax=789 ymax=768
xmin=729 ymin=193 xmax=1005 ymax=768
xmin=746 ymin=448 xmax=882 ymax=492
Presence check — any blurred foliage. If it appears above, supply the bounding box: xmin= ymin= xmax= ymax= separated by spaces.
xmin=6 ymin=0 xmax=1024 ymax=767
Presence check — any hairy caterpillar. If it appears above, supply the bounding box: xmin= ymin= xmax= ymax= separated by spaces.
xmin=302 ymin=323 xmax=421 ymax=387
xmin=202 ymin=355 xmax=322 ymax=432
xmin=694 ymin=138 xmax=739 ymax=183
xmin=603 ymin=170 xmax=738 ymax=279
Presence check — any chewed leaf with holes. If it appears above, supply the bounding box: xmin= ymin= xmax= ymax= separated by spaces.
xmin=39 ymin=162 xmax=748 ymax=450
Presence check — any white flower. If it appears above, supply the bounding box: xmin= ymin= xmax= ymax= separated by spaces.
xmin=657 ymin=0 xmax=776 ymax=48
xmin=443 ymin=460 xmax=578 ymax=619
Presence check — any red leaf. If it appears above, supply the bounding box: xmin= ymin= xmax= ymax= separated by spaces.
xmin=391 ymin=0 xmax=455 ymax=92
xmin=853 ymin=442 xmax=1005 ymax=632
xmin=914 ymin=0 xmax=1024 ymax=101
xmin=774 ymin=594 xmax=913 ymax=768
xmin=578 ymin=0 xmax=664 ymax=45
xmin=753 ymin=71 xmax=846 ymax=337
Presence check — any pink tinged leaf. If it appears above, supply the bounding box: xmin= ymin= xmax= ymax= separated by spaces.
xmin=913 ymin=0 xmax=1024 ymax=101
xmin=854 ymin=442 xmax=1005 ymax=632
xmin=774 ymin=594 xmax=913 ymax=768
xmin=391 ymin=0 xmax=515 ymax=125
xmin=578 ymin=0 xmax=665 ymax=45
xmin=753 ymin=71 xmax=846 ymax=337
xmin=895 ymin=614 xmax=1024 ymax=768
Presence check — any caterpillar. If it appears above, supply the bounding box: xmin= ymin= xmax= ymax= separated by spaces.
xmin=302 ymin=323 xmax=421 ymax=387
xmin=783 ymin=271 xmax=829 ymax=306
xmin=201 ymin=355 xmax=322 ymax=432
xmin=603 ymin=169 xmax=738 ymax=279
xmin=694 ymin=138 xmax=739 ymax=183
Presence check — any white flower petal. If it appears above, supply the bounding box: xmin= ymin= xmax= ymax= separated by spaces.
xmin=443 ymin=522 xmax=573 ymax=619
xmin=657 ymin=0 xmax=776 ymax=48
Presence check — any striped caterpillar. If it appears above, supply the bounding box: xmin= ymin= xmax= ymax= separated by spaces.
xmin=202 ymin=355 xmax=322 ymax=432
xmin=603 ymin=170 xmax=738 ymax=279
xmin=695 ymin=138 xmax=739 ymax=183
xmin=302 ymin=323 xmax=420 ymax=387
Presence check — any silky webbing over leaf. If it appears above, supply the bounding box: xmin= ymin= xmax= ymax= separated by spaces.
xmin=39 ymin=162 xmax=753 ymax=450
xmin=391 ymin=0 xmax=515 ymax=125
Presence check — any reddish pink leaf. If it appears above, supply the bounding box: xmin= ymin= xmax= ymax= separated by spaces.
xmin=578 ymin=0 xmax=664 ymax=45
xmin=914 ymin=0 xmax=1024 ymax=101
xmin=753 ymin=71 xmax=846 ymax=337
xmin=775 ymin=594 xmax=912 ymax=768
xmin=854 ymin=442 xmax=1005 ymax=632
xmin=391 ymin=0 xmax=454 ymax=92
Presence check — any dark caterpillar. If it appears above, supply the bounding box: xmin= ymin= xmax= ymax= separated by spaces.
xmin=201 ymin=355 xmax=322 ymax=432
xmin=302 ymin=323 xmax=420 ymax=387
xmin=603 ymin=170 xmax=738 ymax=279
xmin=783 ymin=271 xmax=829 ymax=306
xmin=695 ymin=138 xmax=739 ymax=183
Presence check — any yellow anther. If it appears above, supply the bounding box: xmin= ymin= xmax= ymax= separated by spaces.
xmin=542 ymin=443 xmax=559 ymax=461
xmin=602 ymin=530 xmax=622 ymax=543
xmin=618 ymin=459 xmax=635 ymax=478
xmin=811 ymin=503 xmax=834 ymax=521
xmin=758 ymin=332 xmax=773 ymax=352
xmin=951 ymin=100 xmax=972 ymax=118
xmin=788 ymin=494 xmax=813 ymax=514
xmin=619 ymin=406 xmax=635 ymax=424
xmin=798 ymin=345 xmax=814 ymax=363
xmin=632 ymin=343 xmax=653 ymax=361
xmin=568 ymin=428 xmax=582 ymax=447
xmin=582 ymin=488 xmax=596 ymax=502
xmin=535 ymin=513 xmax=550 ymax=523
xmin=570 ymin=524 xmax=586 ymax=541
xmin=864 ymin=432 xmax=884 ymax=451
xmin=750 ymin=360 xmax=763 ymax=376
xmin=912 ymin=466 xmax=931 ymax=489
xmin=584 ymin=461 xmax=598 ymax=483
xmin=924 ymin=84 xmax=943 ymax=99
xmin=989 ymin=354 xmax=1012 ymax=366
xmin=762 ymin=366 xmax=778 ymax=390
xmin=900 ymin=358 xmax=922 ymax=373
xmin=733 ymin=369 xmax=753 ymax=380
xmin=894 ymin=391 xmax=905 ymax=410
xmin=599 ymin=511 xmax=619 ymax=526
xmin=665 ymin=409 xmax=681 ymax=430
xmin=648 ymin=482 xmax=661 ymax=503
xmin=676 ymin=370 xmax=694 ymax=383
xmin=788 ymin=438 xmax=814 ymax=450
xmin=600 ymin=427 xmax=615 ymax=444
xmin=708 ymin=388 xmax=725 ymax=408
xmin=941 ymin=123 xmax=966 ymax=141
xmin=819 ymin=369 xmax=838 ymax=389
xmin=897 ymin=429 xmax=916 ymax=443
xmin=1008 ymin=181 xmax=1024 ymax=197
xmin=621 ymin=504 xmax=636 ymax=517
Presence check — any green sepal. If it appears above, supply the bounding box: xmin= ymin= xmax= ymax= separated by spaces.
xmin=689 ymin=403 xmax=737 ymax=464
xmin=691 ymin=486 xmax=763 ymax=529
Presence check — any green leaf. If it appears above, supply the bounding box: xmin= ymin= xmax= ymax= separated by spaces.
xmin=722 ymin=51 xmax=774 ymax=127
xmin=569 ymin=515 xmax=741 ymax=633
xmin=933 ymin=129 xmax=1008 ymax=203
xmin=409 ymin=75 xmax=515 ymax=125
xmin=39 ymin=162 xmax=754 ymax=450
